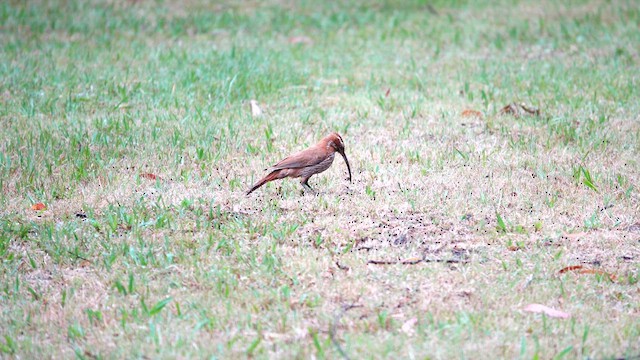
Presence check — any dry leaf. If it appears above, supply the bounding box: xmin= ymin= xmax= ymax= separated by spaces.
xmin=140 ymin=173 xmax=158 ymax=180
xmin=519 ymin=103 xmax=540 ymax=116
xmin=500 ymin=103 xmax=520 ymax=116
xmin=263 ymin=331 xmax=284 ymax=341
xmin=559 ymin=265 xmax=584 ymax=273
xmin=518 ymin=274 xmax=534 ymax=291
xmin=288 ymin=36 xmax=313 ymax=45
xmin=523 ymin=304 xmax=570 ymax=319
xmin=562 ymin=232 xmax=588 ymax=240
xmin=250 ymin=100 xmax=263 ymax=117
xmin=31 ymin=203 xmax=46 ymax=211
xmin=576 ymin=269 xmax=616 ymax=281
xmin=559 ymin=265 xmax=616 ymax=281
xmin=500 ymin=103 xmax=540 ymax=117
xmin=461 ymin=109 xmax=483 ymax=118
xmin=401 ymin=318 xmax=417 ymax=336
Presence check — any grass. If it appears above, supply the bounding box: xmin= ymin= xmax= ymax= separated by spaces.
xmin=1 ymin=0 xmax=639 ymax=358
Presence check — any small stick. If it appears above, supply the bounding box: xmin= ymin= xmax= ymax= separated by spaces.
xmin=367 ymin=259 xmax=400 ymax=265
xmin=367 ymin=258 xmax=469 ymax=265
xmin=519 ymin=103 xmax=540 ymax=116
xmin=330 ymin=303 xmax=362 ymax=360
xmin=67 ymin=251 xmax=91 ymax=263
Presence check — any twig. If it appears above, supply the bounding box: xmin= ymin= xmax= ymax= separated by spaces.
xmin=499 ymin=102 xmax=540 ymax=117
xmin=355 ymin=246 xmax=374 ymax=252
xmin=424 ymin=258 xmax=469 ymax=264
xmin=519 ymin=103 xmax=540 ymax=116
xmin=613 ymin=354 xmax=640 ymax=360
xmin=367 ymin=258 xmax=468 ymax=265
xmin=329 ymin=303 xmax=362 ymax=360
xmin=426 ymin=4 xmax=439 ymax=15
xmin=67 ymin=251 xmax=91 ymax=263
xmin=367 ymin=259 xmax=400 ymax=265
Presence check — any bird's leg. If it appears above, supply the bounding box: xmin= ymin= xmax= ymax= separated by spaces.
xmin=300 ymin=178 xmax=316 ymax=195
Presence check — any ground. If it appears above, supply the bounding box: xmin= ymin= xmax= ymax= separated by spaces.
xmin=1 ymin=0 xmax=639 ymax=358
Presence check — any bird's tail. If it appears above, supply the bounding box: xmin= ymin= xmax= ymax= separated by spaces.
xmin=246 ymin=171 xmax=280 ymax=195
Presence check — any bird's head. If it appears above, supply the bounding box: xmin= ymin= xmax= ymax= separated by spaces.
xmin=323 ymin=132 xmax=352 ymax=183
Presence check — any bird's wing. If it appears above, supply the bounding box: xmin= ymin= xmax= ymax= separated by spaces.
xmin=269 ymin=147 xmax=326 ymax=171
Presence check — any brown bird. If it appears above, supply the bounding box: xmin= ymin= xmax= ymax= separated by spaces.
xmin=246 ymin=132 xmax=352 ymax=195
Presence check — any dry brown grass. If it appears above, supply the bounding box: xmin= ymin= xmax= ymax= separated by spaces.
xmin=1 ymin=0 xmax=639 ymax=358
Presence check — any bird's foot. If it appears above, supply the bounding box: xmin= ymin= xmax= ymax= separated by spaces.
xmin=301 ymin=184 xmax=318 ymax=196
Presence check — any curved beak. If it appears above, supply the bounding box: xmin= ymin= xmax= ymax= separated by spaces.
xmin=338 ymin=149 xmax=352 ymax=183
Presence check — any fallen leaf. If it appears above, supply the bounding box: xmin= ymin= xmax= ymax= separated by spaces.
xmin=518 ymin=274 xmax=534 ymax=291
xmin=559 ymin=265 xmax=584 ymax=273
xmin=319 ymin=79 xmax=340 ymax=85
xmin=519 ymin=103 xmax=540 ymax=116
xmin=140 ymin=173 xmax=158 ymax=180
xmin=400 ymin=257 xmax=422 ymax=264
xmin=500 ymin=103 xmax=540 ymax=117
xmin=323 ymin=266 xmax=335 ymax=279
xmin=626 ymin=223 xmax=640 ymax=232
xmin=393 ymin=234 xmax=408 ymax=245
xmin=385 ymin=88 xmax=391 ymax=97
xmin=461 ymin=109 xmax=483 ymax=118
xmin=559 ymin=266 xmax=616 ymax=281
xmin=263 ymin=331 xmax=284 ymax=341
xmin=401 ymin=318 xmax=417 ymax=336
xmin=577 ymin=269 xmax=616 ymax=281
xmin=250 ymin=100 xmax=263 ymax=117
xmin=288 ymin=36 xmax=313 ymax=45
xmin=562 ymin=232 xmax=588 ymax=241
xmin=31 ymin=203 xmax=46 ymax=211
xmin=335 ymin=261 xmax=350 ymax=271
xmin=523 ymin=304 xmax=570 ymax=319
xmin=426 ymin=4 xmax=439 ymax=15
xmin=500 ymin=103 xmax=518 ymax=116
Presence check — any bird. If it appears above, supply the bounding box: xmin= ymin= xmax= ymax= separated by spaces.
xmin=246 ymin=132 xmax=352 ymax=195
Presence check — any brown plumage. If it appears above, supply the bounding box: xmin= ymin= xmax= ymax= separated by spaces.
xmin=246 ymin=132 xmax=352 ymax=195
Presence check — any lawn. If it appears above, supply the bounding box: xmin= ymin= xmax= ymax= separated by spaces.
xmin=1 ymin=0 xmax=639 ymax=358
